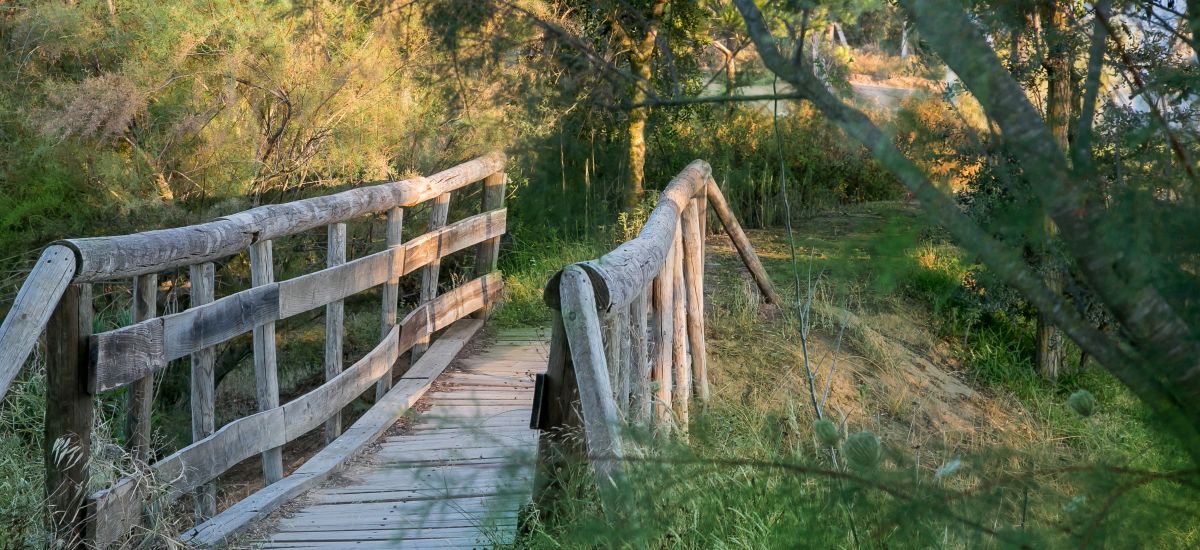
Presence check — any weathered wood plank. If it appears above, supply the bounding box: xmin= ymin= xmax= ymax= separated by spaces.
xmin=324 ymin=224 xmax=346 ymax=445
xmin=402 ymin=209 xmax=507 ymax=276
xmin=0 ymin=245 xmax=75 ymax=402
xmin=46 ymin=284 xmax=92 ymax=549
xmin=278 ymin=247 xmax=397 ymax=319
xmin=681 ymin=203 xmax=709 ymax=402
xmin=59 ymin=153 xmax=505 ymax=282
xmin=125 ymin=273 xmax=156 ymax=462
xmin=706 ymin=178 xmax=781 ymax=305
xmin=398 ymin=273 xmax=502 ymax=354
xmin=414 ymin=192 xmax=451 ymax=361
xmin=629 ymin=289 xmax=651 ymax=426
xmin=188 ymin=262 xmax=217 ymax=520
xmin=557 ymin=265 xmax=626 ymax=516
xmin=250 ymin=239 xmax=284 ymax=484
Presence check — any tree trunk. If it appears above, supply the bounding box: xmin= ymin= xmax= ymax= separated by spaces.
xmin=713 ymin=40 xmax=736 ymax=98
xmin=1037 ymin=0 xmax=1070 ymax=380
xmin=626 ymin=53 xmax=650 ymax=209
xmin=900 ymin=21 xmax=910 ymax=59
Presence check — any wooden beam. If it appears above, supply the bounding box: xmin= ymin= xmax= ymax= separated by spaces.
xmin=473 ymin=171 xmax=505 ymax=319
xmin=651 ymin=232 xmax=675 ymax=429
xmin=681 ymin=201 xmax=709 ymax=401
xmin=671 ymin=229 xmax=690 ymax=431
xmin=45 ymin=284 xmax=92 ymax=549
xmin=125 ymin=273 xmax=157 ymax=462
xmin=188 ymin=262 xmax=217 ymax=520
xmin=557 ymin=265 xmax=626 ymax=517
xmin=706 ymin=178 xmax=781 ymax=305
xmin=249 ymin=240 xmax=283 ymax=484
xmin=87 ymin=209 xmax=506 ymax=389
xmin=0 ymin=245 xmax=75 ymax=402
xmin=378 ymin=207 xmax=403 ymax=400
xmin=59 ymin=153 xmax=505 ymax=282
xmin=325 ymin=224 xmax=346 ymax=445
xmin=413 ymin=192 xmax=451 ymax=362
xmin=543 ymin=160 xmax=711 ymax=312
xmin=628 ymin=290 xmax=651 ymax=426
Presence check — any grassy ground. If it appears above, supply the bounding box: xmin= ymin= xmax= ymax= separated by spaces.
xmin=515 ymin=202 xmax=1199 ymax=548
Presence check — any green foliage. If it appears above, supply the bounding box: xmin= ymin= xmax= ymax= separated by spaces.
xmin=842 ymin=430 xmax=882 ymax=471
xmin=813 ymin=418 xmax=841 ymax=447
xmin=1069 ymin=389 xmax=1098 ymax=418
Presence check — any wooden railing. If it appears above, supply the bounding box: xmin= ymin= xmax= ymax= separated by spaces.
xmin=531 ymin=159 xmax=778 ymax=513
xmin=0 ymin=153 xmax=507 ymax=547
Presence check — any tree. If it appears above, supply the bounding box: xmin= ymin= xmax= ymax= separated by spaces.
xmin=732 ymin=0 xmax=1200 ymax=461
xmin=612 ymin=0 xmax=670 ymax=208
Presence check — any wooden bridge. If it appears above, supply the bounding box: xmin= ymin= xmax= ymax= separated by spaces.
xmin=0 ymin=153 xmax=776 ymax=548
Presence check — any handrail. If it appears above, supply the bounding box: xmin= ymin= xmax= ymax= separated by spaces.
xmin=2 ymin=152 xmax=508 ymax=548
xmin=532 ymin=160 xmax=779 ymax=518
xmin=0 ymin=153 xmax=504 ymax=406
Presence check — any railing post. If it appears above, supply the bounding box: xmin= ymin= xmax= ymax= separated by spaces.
xmin=706 ymin=178 xmax=781 ymax=305
xmin=532 ymin=310 xmax=582 ymax=506
xmin=189 ymin=262 xmax=217 ymax=519
xmin=413 ymin=192 xmax=451 ymax=362
xmin=325 ymin=223 xmax=346 ymax=443
xmin=378 ymin=206 xmax=403 ymax=400
xmin=671 ymin=225 xmax=691 ymax=431
xmin=651 ymin=229 xmax=676 ymax=431
xmin=249 ymin=240 xmax=284 ymax=484
xmin=45 ymin=284 xmax=93 ymax=549
xmin=629 ymin=289 xmax=651 ymax=426
xmin=126 ymin=274 xmax=157 ymax=462
xmin=474 ymin=171 xmax=506 ymax=319
xmin=681 ymin=201 xmax=709 ymax=402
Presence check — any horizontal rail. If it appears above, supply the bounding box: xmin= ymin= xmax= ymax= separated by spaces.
xmin=543 ymin=159 xmax=712 ymax=312
xmin=88 ymin=209 xmax=506 ymax=393
xmin=59 ymin=152 xmax=504 ymax=282
xmin=86 ymin=273 xmax=502 ymax=547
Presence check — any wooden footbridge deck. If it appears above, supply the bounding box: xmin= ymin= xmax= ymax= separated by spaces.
xmin=0 ymin=153 xmax=776 ymax=548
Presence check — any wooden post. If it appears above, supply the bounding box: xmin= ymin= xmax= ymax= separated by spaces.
xmin=558 ymin=265 xmax=626 ymax=515
xmin=681 ymin=201 xmax=709 ymax=402
xmin=378 ymin=207 xmax=402 ymax=400
xmin=125 ymin=274 xmax=157 ymax=462
xmin=413 ymin=193 xmax=450 ymax=361
xmin=628 ymin=290 xmax=651 ymax=426
xmin=188 ymin=262 xmax=217 ymax=519
xmin=325 ymin=223 xmax=347 ymax=444
xmin=616 ymin=310 xmax=632 ymax=417
xmin=474 ymin=171 xmax=505 ymax=319
xmin=45 ymin=284 xmax=93 ymax=549
xmin=604 ymin=310 xmax=623 ymax=410
xmin=249 ymin=240 xmax=284 ymax=484
xmin=706 ymin=179 xmax=782 ymax=305
xmin=651 ymin=231 xmax=675 ymax=430
xmin=532 ymin=311 xmax=582 ymax=506
xmin=671 ymin=228 xmax=690 ymax=430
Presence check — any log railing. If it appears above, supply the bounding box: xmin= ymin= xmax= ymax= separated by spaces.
xmin=531 ymin=159 xmax=778 ymax=513
xmin=0 ymin=153 xmax=507 ymax=547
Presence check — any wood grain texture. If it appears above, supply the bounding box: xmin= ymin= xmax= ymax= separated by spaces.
xmin=324 ymin=224 xmax=346 ymax=445
xmin=45 ymin=284 xmax=93 ymax=549
xmin=88 ymin=210 xmax=506 ymax=395
xmin=250 ymin=239 xmax=284 ymax=484
xmin=0 ymin=245 xmax=75 ymax=402
xmin=681 ymin=203 xmax=709 ymax=402
xmin=188 ymin=262 xmax=217 ymax=520
xmin=473 ymin=172 xmax=506 ymax=319
xmin=413 ymin=192 xmax=451 ymax=361
xmin=543 ymin=160 xmax=710 ymax=312
xmin=671 ymin=229 xmax=690 ymax=430
xmin=628 ymin=290 xmax=651 ymax=426
xmin=651 ymin=235 xmax=675 ymax=429
xmin=558 ymin=266 xmax=626 ymax=516
xmin=379 ymin=207 xmax=403 ymax=400
xmin=706 ymin=178 xmax=781 ymax=305
xmin=59 ymin=153 xmax=505 ymax=282
xmin=125 ymin=273 xmax=157 ymax=462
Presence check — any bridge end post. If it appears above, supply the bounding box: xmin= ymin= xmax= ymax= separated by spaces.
xmin=44 ymin=283 xmax=94 ymax=549
xmin=474 ymin=170 xmax=506 ymax=319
